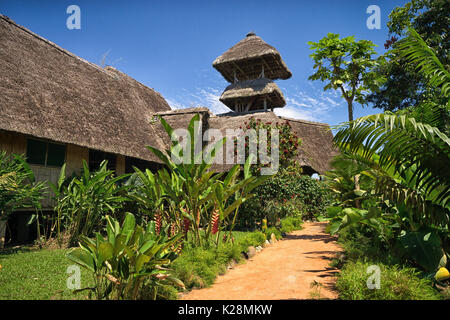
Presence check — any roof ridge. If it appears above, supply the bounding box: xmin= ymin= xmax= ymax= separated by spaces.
xmin=0 ymin=14 xmax=165 ymax=100
xmin=278 ymin=116 xmax=330 ymax=127
xmin=0 ymin=14 xmax=108 ymax=74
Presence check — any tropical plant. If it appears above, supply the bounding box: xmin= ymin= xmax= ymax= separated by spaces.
xmin=0 ymin=151 xmax=46 ymax=247
xmin=324 ymin=154 xmax=375 ymax=208
xmin=146 ymin=114 xmax=270 ymax=247
xmin=58 ymin=160 xmax=130 ymax=246
xmin=329 ymin=27 xmax=449 ymax=272
xmin=367 ymin=0 xmax=449 ymax=112
xmin=66 ymin=212 xmax=184 ymax=299
xmin=235 ymin=117 xmax=302 ymax=173
xmin=308 ymin=33 xmax=383 ymax=121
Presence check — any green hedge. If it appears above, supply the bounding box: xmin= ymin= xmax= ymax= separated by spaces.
xmin=236 ymin=170 xmax=331 ymax=230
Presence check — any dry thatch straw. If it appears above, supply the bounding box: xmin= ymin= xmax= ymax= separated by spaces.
xmin=154 ymin=109 xmax=338 ymax=175
xmin=213 ymin=32 xmax=292 ymax=83
xmin=0 ymin=15 xmax=170 ymax=163
xmin=219 ymin=78 xmax=286 ymax=111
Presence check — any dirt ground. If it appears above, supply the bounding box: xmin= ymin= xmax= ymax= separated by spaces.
xmin=180 ymin=222 xmax=343 ymax=300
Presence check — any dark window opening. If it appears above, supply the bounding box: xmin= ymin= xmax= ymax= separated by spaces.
xmin=89 ymin=150 xmax=117 ymax=172
xmin=125 ymin=156 xmax=162 ymax=174
xmin=26 ymin=138 xmax=66 ymax=167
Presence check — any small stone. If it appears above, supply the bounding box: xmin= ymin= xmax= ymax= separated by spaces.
xmin=247 ymin=246 xmax=257 ymax=258
xmin=256 ymin=246 xmax=263 ymax=251
xmin=264 ymin=240 xmax=271 ymax=247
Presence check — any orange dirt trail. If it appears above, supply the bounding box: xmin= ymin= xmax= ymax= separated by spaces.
xmin=180 ymin=222 xmax=343 ymax=300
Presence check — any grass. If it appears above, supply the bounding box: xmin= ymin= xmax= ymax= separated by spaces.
xmin=336 ymin=260 xmax=441 ymax=300
xmin=0 ymin=230 xmax=267 ymax=300
xmin=0 ymin=217 xmax=303 ymax=300
xmin=0 ymin=247 xmax=94 ymax=300
xmin=333 ymin=225 xmax=443 ymax=300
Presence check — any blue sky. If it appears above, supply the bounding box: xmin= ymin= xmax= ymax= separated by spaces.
xmin=1 ymin=0 xmax=409 ymax=125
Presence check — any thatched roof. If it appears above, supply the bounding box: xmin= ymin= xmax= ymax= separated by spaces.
xmin=0 ymin=15 xmax=170 ymax=163
xmin=278 ymin=116 xmax=339 ymax=174
xmin=213 ymin=32 xmax=292 ymax=83
xmin=157 ymin=109 xmax=337 ymax=174
xmin=208 ymin=112 xmax=337 ymax=174
xmin=219 ymin=78 xmax=286 ymax=111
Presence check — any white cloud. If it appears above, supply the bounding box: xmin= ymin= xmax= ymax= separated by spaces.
xmin=165 ymin=82 xmax=345 ymax=123
xmin=274 ymin=105 xmax=316 ymax=121
xmin=278 ymin=87 xmax=345 ymax=122
xmin=166 ymin=87 xmax=231 ymax=114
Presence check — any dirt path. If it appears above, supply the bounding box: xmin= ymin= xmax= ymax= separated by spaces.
xmin=180 ymin=222 xmax=343 ymax=300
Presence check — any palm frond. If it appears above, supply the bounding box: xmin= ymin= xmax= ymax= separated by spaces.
xmin=334 ymin=113 xmax=450 ymax=208
xmin=396 ymin=27 xmax=450 ymax=98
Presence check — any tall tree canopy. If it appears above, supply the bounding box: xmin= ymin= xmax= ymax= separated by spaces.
xmin=366 ymin=0 xmax=449 ymax=112
xmin=308 ymin=33 xmax=382 ymax=121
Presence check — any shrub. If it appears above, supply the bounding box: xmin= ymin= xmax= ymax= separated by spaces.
xmin=66 ymin=213 xmax=184 ymax=300
xmin=264 ymin=227 xmax=282 ymax=240
xmin=280 ymin=216 xmax=303 ymax=234
xmin=236 ymin=170 xmax=330 ymax=229
xmin=336 ymin=260 xmax=441 ymax=300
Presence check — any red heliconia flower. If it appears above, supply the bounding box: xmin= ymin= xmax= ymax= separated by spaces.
xmin=211 ymin=210 xmax=220 ymax=235
xmin=154 ymin=211 xmax=162 ymax=235
xmin=183 ymin=217 xmax=190 ymax=234
xmin=170 ymin=222 xmax=178 ymax=236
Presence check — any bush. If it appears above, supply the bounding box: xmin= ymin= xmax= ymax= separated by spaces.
xmin=280 ymin=216 xmax=303 ymax=234
xmin=264 ymin=227 xmax=282 ymax=240
xmin=236 ymin=170 xmax=331 ymax=230
xmin=336 ymin=261 xmax=441 ymax=300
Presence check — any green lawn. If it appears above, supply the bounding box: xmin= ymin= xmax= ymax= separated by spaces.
xmin=0 ymin=225 xmax=299 ymax=300
xmin=0 ymin=248 xmax=94 ymax=300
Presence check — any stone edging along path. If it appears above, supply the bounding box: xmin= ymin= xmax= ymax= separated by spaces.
xmin=180 ymin=222 xmax=343 ymax=300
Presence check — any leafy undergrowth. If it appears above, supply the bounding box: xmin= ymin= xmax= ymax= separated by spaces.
xmin=0 ymin=218 xmax=303 ymax=300
xmin=0 ymin=248 xmax=94 ymax=300
xmin=334 ymin=226 xmax=442 ymax=300
xmin=336 ymin=261 xmax=440 ymax=300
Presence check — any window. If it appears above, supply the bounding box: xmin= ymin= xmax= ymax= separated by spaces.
xmin=125 ymin=156 xmax=161 ymax=174
xmin=26 ymin=138 xmax=66 ymax=167
xmin=89 ymin=150 xmax=117 ymax=172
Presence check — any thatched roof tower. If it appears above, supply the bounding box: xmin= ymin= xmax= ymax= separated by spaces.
xmin=213 ymin=32 xmax=291 ymax=113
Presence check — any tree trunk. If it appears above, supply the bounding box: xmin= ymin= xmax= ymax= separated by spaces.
xmin=0 ymin=218 xmax=7 ymax=248
xmin=347 ymin=100 xmax=360 ymax=207
xmin=347 ymin=100 xmax=353 ymax=122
